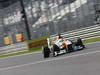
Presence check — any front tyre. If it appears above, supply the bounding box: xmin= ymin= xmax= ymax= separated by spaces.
xmin=42 ymin=46 xmax=50 ymax=58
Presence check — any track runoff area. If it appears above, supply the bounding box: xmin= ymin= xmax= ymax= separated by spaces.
xmin=0 ymin=42 xmax=100 ymax=75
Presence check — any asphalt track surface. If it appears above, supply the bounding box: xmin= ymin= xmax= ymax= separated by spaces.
xmin=0 ymin=42 xmax=100 ymax=75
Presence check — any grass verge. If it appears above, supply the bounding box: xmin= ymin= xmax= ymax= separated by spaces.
xmin=83 ymin=36 xmax=100 ymax=44
xmin=0 ymin=49 xmax=41 ymax=58
xmin=0 ymin=36 xmax=100 ymax=58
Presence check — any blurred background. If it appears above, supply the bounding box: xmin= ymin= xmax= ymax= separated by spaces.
xmin=0 ymin=0 xmax=100 ymax=47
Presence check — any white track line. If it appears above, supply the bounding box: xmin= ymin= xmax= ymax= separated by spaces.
xmin=0 ymin=50 xmax=100 ymax=71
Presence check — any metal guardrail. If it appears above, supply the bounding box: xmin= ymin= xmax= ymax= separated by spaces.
xmin=50 ymin=24 xmax=100 ymax=40
xmin=0 ymin=24 xmax=100 ymax=54
xmin=0 ymin=42 xmax=28 ymax=54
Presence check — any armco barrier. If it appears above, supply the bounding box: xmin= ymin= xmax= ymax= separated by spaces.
xmin=0 ymin=42 xmax=28 ymax=54
xmin=50 ymin=24 xmax=100 ymax=41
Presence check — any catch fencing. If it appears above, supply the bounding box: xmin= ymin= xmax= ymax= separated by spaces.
xmin=50 ymin=24 xmax=100 ymax=41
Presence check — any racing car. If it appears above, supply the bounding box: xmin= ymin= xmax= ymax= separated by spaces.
xmin=42 ymin=37 xmax=85 ymax=58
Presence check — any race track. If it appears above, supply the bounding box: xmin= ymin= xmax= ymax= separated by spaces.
xmin=0 ymin=42 xmax=100 ymax=75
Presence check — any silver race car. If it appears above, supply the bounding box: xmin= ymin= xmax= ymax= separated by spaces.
xmin=43 ymin=37 xmax=85 ymax=58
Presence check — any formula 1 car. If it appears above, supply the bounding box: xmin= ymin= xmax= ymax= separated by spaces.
xmin=42 ymin=37 xmax=85 ymax=58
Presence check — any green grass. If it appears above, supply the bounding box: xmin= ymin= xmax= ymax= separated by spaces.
xmin=0 ymin=49 xmax=41 ymax=58
xmin=83 ymin=37 xmax=100 ymax=44
xmin=29 ymin=47 xmax=41 ymax=51
xmin=0 ymin=50 xmax=29 ymax=58
xmin=0 ymin=36 xmax=100 ymax=58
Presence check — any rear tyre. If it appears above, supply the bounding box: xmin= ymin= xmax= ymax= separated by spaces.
xmin=76 ymin=37 xmax=84 ymax=47
xmin=74 ymin=37 xmax=85 ymax=50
